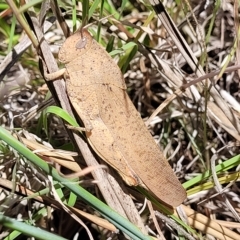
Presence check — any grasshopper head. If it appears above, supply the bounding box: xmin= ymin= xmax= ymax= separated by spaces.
xmin=58 ymin=29 xmax=92 ymax=63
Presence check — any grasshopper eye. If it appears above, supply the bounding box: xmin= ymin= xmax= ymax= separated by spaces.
xmin=76 ymin=37 xmax=87 ymax=49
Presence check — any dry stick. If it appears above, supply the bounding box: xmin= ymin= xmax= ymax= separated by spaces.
xmin=155 ymin=211 xmax=195 ymax=240
xmin=106 ymin=174 xmax=149 ymax=234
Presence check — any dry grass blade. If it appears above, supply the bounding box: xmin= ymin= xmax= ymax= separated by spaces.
xmin=49 ymin=175 xmax=94 ymax=240
xmin=147 ymin=200 xmax=165 ymax=239
xmin=182 ymin=205 xmax=240 ymax=240
xmin=17 ymin=135 xmax=81 ymax=172
xmin=71 ymin=207 xmax=117 ymax=232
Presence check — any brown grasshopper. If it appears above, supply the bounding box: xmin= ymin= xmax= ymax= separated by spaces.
xmin=45 ymin=29 xmax=186 ymax=207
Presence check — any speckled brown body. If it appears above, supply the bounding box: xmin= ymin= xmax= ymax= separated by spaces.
xmin=58 ymin=29 xmax=186 ymax=207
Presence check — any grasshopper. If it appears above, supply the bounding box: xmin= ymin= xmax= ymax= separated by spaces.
xmin=45 ymin=29 xmax=186 ymax=207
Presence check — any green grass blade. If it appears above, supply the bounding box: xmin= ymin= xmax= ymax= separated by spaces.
xmin=183 ymin=155 xmax=240 ymax=189
xmin=44 ymin=106 xmax=79 ymax=127
xmin=0 ymin=214 xmax=67 ymax=240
